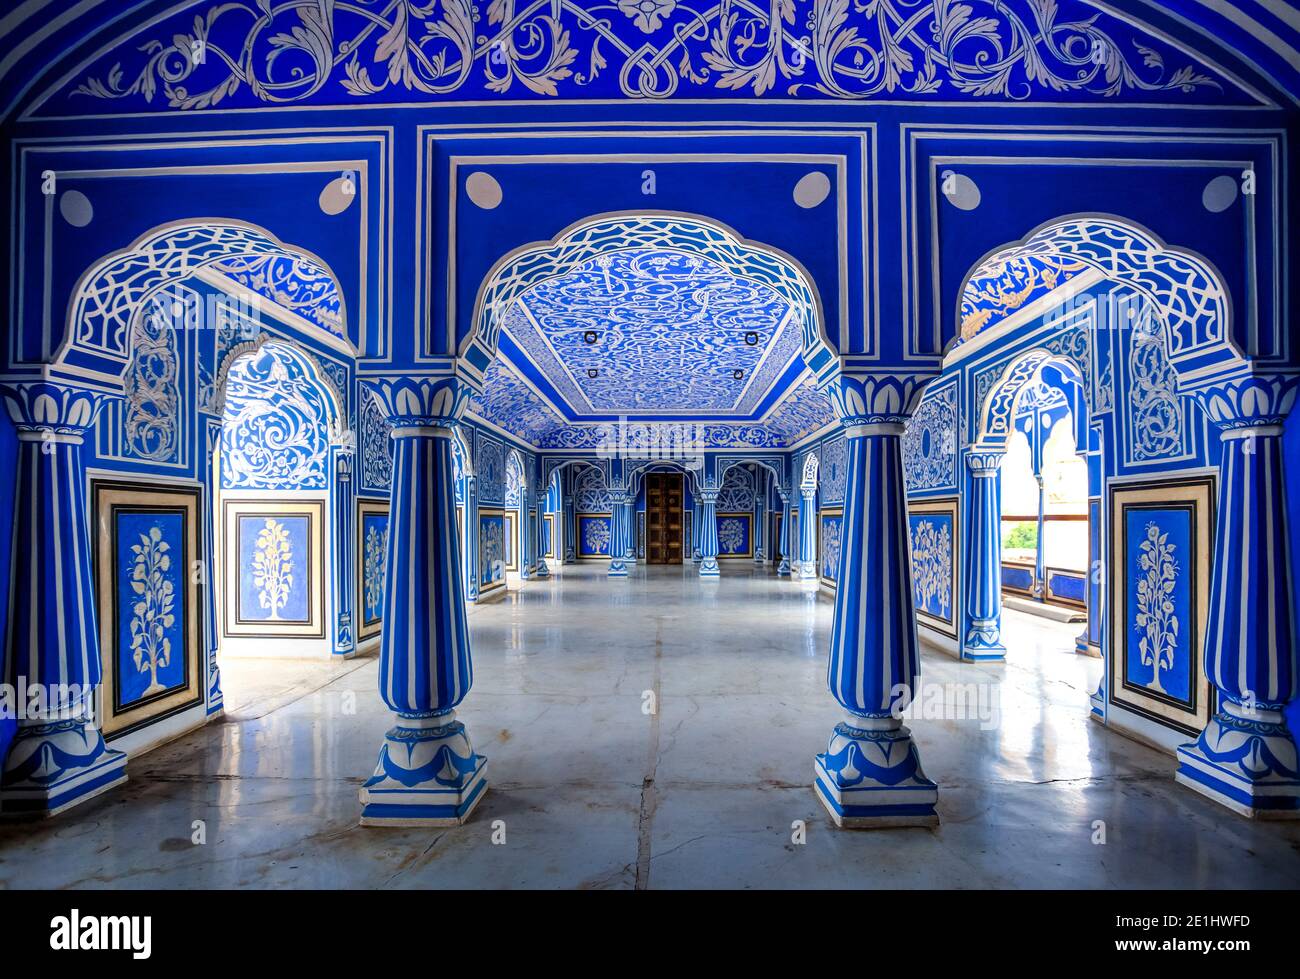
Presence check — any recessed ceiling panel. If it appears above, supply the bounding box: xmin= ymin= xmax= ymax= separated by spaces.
xmin=503 ymin=248 xmax=800 ymax=420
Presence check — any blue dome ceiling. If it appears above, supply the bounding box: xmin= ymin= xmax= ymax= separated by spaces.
xmin=501 ymin=248 xmax=801 ymax=420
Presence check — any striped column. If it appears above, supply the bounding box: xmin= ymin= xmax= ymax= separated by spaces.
xmin=0 ymin=383 xmax=128 ymax=817
xmin=534 ymin=491 xmax=551 ymax=577
xmin=698 ymin=487 xmax=720 ymax=577
xmin=777 ymin=490 xmax=792 ymax=576
xmin=814 ymin=372 xmax=938 ymax=829
xmin=797 ymin=487 xmax=818 ymax=581
xmin=962 ymin=451 xmax=1007 ymax=661
xmin=358 ymin=377 xmax=486 ymax=827
xmin=624 ymin=498 xmax=637 ymax=566
xmin=332 ymin=449 xmax=356 ymax=657
xmin=608 ymin=489 xmax=629 ymax=577
xmin=1176 ymin=375 xmax=1300 ymax=817
xmin=691 ymin=500 xmax=702 ymax=563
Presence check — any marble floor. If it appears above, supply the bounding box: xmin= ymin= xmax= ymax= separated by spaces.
xmin=2 ymin=561 xmax=1299 ymax=889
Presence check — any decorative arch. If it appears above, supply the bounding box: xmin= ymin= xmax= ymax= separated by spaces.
xmin=956 ymin=215 xmax=1239 ymax=389
xmin=217 ymin=340 xmax=342 ymax=490
xmin=976 ymin=349 xmax=1086 ymax=451
xmin=573 ymin=464 xmax=612 ymax=512
xmin=463 ymin=212 xmax=838 ymax=389
xmin=58 ymin=219 xmax=353 ymax=383
xmin=626 ymin=458 xmax=702 ymax=496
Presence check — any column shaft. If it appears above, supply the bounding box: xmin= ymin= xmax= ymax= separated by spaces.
xmin=962 ymin=452 xmax=1007 ymax=661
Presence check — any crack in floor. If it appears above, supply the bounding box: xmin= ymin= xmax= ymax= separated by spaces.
xmin=633 ymin=617 xmax=665 ymax=891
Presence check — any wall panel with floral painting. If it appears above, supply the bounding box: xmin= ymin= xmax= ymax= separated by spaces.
xmin=1109 ymin=477 xmax=1214 ymax=736
xmin=94 ymin=481 xmax=203 ymax=738
xmin=222 ymin=499 xmax=325 ymax=638
xmin=909 ymin=497 xmax=959 ymax=640
xmin=356 ymin=499 xmax=389 ymax=642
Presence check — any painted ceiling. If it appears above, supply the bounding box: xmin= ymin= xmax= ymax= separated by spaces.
xmin=467 ymin=357 xmax=836 ymax=451
xmin=17 ymin=0 xmax=1268 ymax=118
xmin=501 ymin=248 xmax=800 ymax=420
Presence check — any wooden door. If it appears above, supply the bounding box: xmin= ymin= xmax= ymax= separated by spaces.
xmin=646 ymin=473 xmax=684 ymax=564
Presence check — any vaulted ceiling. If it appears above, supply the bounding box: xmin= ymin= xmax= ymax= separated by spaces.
xmin=500 ymin=248 xmax=801 ymax=421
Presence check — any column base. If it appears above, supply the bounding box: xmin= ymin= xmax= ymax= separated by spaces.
xmin=535 ymin=559 xmax=551 ymax=578
xmin=798 ymin=567 xmax=819 ymax=583
xmin=1175 ymin=703 xmax=1300 ymax=819
xmin=0 ymin=718 xmax=128 ymax=819
xmin=813 ymin=714 xmax=939 ymax=829
xmin=777 ymin=559 xmax=791 ymax=577
xmin=360 ymin=712 xmax=488 ymax=827
xmin=960 ymin=637 xmax=1006 ymax=662
xmin=608 ymin=558 xmax=628 ymax=577
xmin=699 ymin=557 xmax=720 ymax=577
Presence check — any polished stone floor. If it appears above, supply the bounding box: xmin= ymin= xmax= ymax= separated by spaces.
xmin=3 ymin=561 xmax=1299 ymax=889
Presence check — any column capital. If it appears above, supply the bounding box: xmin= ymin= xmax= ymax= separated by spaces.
xmin=966 ymin=451 xmax=1004 ymax=475
xmin=1193 ymin=372 xmax=1299 ymax=431
xmin=696 ymin=488 xmax=720 ymax=504
xmin=823 ymin=370 xmax=933 ymax=428
xmin=361 ymin=374 xmax=473 ymax=428
xmin=1 ymin=381 xmax=107 ymax=438
xmin=608 ymin=488 xmax=630 ymax=505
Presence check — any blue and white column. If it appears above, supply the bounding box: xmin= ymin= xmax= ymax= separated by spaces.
xmin=962 ymin=451 xmax=1007 ymax=661
xmin=202 ymin=417 xmax=225 ymax=716
xmin=698 ymin=485 xmax=720 ymax=578
xmin=624 ymin=497 xmax=636 ymax=566
xmin=358 ymin=377 xmax=486 ymax=826
xmin=534 ymin=490 xmax=551 ymax=577
xmin=608 ymin=489 xmax=629 ymax=577
xmin=1176 ymin=375 xmax=1300 ymax=817
xmin=0 ymin=382 xmax=128 ymax=817
xmin=777 ymin=488 xmax=792 ymax=577
xmin=691 ymin=499 xmax=702 ymax=563
xmin=814 ymin=373 xmax=939 ymax=828
xmin=332 ymin=448 xmax=357 ymax=657
xmin=797 ymin=485 xmax=818 ymax=582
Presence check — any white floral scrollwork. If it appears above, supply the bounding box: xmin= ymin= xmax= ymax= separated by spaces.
xmin=123 ymin=296 xmax=180 ymax=462
xmin=221 ymin=345 xmax=331 ymax=489
xmin=71 ymin=0 xmax=1229 ymax=109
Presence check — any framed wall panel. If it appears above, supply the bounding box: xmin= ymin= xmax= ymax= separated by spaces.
xmin=716 ymin=512 xmax=752 ymax=559
xmin=503 ymin=510 xmax=519 ymax=572
xmin=1001 ymin=562 xmax=1036 ymax=596
xmin=356 ymin=499 xmax=389 ymax=642
xmin=1045 ymin=566 xmax=1087 ymax=609
xmin=94 ymin=481 xmax=203 ymax=738
xmin=543 ymin=513 xmax=555 ymax=559
xmin=909 ymin=497 xmax=959 ymax=639
xmin=223 ymin=499 xmax=325 ymax=639
xmin=819 ymin=508 xmax=843 ymax=588
xmin=479 ymin=508 xmax=506 ymax=592
xmin=1108 ymin=476 xmax=1214 ymax=736
xmin=577 ymin=513 xmax=613 ymax=559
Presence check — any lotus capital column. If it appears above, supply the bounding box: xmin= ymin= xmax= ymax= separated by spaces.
xmin=1176 ymin=374 xmax=1300 ymax=817
xmin=962 ymin=450 xmax=1007 ymax=662
xmin=0 ymin=382 xmax=128 ymax=817
xmin=357 ymin=375 xmax=486 ymax=827
xmin=815 ymin=372 xmax=939 ymax=828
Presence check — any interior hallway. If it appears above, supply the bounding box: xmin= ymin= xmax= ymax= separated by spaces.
xmin=2 ymin=563 xmax=1297 ymax=890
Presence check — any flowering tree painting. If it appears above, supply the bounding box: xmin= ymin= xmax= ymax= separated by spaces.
xmin=129 ymin=525 xmax=175 ymax=697
xmin=911 ymin=519 xmax=953 ymax=619
xmin=253 ymin=518 xmax=294 ymax=620
xmin=718 ymin=518 xmax=745 ymax=554
xmin=584 ymin=518 xmax=610 ymax=555
xmin=363 ymin=523 xmax=387 ymax=620
xmin=1135 ymin=521 xmax=1179 ymax=694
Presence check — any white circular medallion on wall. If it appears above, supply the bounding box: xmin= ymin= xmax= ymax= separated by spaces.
xmin=319 ymin=174 xmax=357 ymax=215
xmin=59 ymin=189 xmax=93 ymax=227
xmin=1202 ymin=174 xmax=1238 ymax=213
xmin=466 ymin=171 xmax=503 ymax=210
xmin=941 ymin=171 xmax=981 ymax=211
xmin=793 ymin=171 xmax=831 ymax=209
